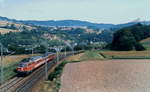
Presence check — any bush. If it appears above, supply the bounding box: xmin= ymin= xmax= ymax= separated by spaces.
xmin=48 ymin=62 xmax=67 ymax=81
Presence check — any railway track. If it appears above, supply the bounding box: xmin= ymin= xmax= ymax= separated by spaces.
xmin=0 ymin=51 xmax=83 ymax=92
xmin=0 ymin=77 xmax=23 ymax=92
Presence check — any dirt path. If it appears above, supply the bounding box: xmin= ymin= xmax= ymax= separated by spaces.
xmin=60 ymin=60 xmax=150 ymax=92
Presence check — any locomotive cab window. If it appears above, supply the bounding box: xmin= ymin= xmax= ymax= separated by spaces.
xmin=19 ymin=64 xmax=27 ymax=67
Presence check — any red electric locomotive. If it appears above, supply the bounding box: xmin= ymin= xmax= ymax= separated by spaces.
xmin=16 ymin=52 xmax=56 ymax=74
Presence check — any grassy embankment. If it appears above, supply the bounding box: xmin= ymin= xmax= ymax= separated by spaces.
xmin=0 ymin=54 xmax=39 ymax=82
xmin=41 ymin=50 xmax=104 ymax=92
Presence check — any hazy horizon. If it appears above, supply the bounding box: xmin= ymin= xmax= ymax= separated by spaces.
xmin=0 ymin=0 xmax=149 ymax=24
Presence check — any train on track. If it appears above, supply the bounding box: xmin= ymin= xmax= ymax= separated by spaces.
xmin=16 ymin=52 xmax=56 ymax=74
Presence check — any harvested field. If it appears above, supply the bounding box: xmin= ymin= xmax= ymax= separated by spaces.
xmin=0 ymin=20 xmax=34 ymax=31
xmin=0 ymin=28 xmax=19 ymax=34
xmin=60 ymin=60 xmax=150 ymax=92
xmin=140 ymin=37 xmax=150 ymax=43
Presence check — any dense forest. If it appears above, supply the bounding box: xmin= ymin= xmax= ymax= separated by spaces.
xmin=111 ymin=23 xmax=150 ymax=51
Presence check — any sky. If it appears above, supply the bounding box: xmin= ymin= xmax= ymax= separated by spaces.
xmin=0 ymin=0 xmax=149 ymax=24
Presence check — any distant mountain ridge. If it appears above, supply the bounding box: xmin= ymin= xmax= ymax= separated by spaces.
xmin=0 ymin=16 xmax=150 ymax=29
xmin=20 ymin=20 xmax=115 ymax=29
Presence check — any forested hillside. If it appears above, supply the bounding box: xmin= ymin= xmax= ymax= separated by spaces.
xmin=0 ymin=22 xmax=111 ymax=54
xmin=111 ymin=23 xmax=150 ymax=51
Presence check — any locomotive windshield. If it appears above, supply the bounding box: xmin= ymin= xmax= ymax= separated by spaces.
xmin=19 ymin=63 xmax=27 ymax=67
xmin=30 ymin=56 xmax=43 ymax=61
xmin=43 ymin=52 xmax=53 ymax=57
xmin=21 ymin=58 xmax=30 ymax=63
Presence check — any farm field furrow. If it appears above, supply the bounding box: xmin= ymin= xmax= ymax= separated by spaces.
xmin=60 ymin=60 xmax=150 ymax=92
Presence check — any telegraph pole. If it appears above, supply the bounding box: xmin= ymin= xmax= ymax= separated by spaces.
xmin=72 ymin=43 xmax=77 ymax=55
xmin=54 ymin=46 xmax=59 ymax=63
xmin=44 ymin=45 xmax=62 ymax=80
xmin=0 ymin=44 xmax=3 ymax=84
xmin=31 ymin=45 xmax=38 ymax=56
xmin=54 ymin=46 xmax=64 ymax=63
xmin=31 ymin=47 xmax=34 ymax=56
xmin=0 ymin=44 xmax=14 ymax=85
xmin=45 ymin=46 xmax=48 ymax=80
xmin=65 ymin=46 xmax=67 ymax=57
xmin=56 ymin=48 xmax=59 ymax=63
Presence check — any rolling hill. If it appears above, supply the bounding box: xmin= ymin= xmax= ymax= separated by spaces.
xmin=1 ymin=16 xmax=150 ymax=29
xmin=1 ymin=16 xmax=150 ymax=53
xmin=19 ymin=20 xmax=115 ymax=29
xmin=0 ymin=16 xmax=115 ymax=29
xmin=0 ymin=28 xmax=19 ymax=34
xmin=0 ymin=19 xmax=113 ymax=54
xmin=0 ymin=20 xmax=20 ymax=34
xmin=0 ymin=20 xmax=36 ymax=34
xmin=140 ymin=37 xmax=150 ymax=50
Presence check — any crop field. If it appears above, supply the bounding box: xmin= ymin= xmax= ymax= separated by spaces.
xmin=100 ymin=51 xmax=150 ymax=59
xmin=60 ymin=60 xmax=150 ymax=92
xmin=0 ymin=20 xmax=34 ymax=31
xmin=0 ymin=28 xmax=19 ymax=34
xmin=140 ymin=37 xmax=150 ymax=43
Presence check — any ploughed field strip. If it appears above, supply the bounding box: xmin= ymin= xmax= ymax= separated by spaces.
xmin=60 ymin=60 xmax=150 ymax=92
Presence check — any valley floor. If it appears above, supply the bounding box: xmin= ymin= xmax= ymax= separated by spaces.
xmin=60 ymin=60 xmax=150 ymax=92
